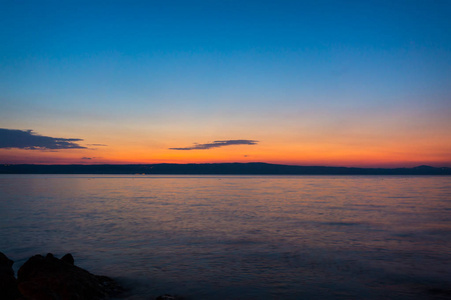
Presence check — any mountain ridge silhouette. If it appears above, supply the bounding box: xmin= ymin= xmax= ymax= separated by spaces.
xmin=1 ymin=163 xmax=450 ymax=175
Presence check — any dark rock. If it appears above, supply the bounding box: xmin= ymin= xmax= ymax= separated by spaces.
xmin=428 ymin=288 xmax=451 ymax=296
xmin=0 ymin=252 xmax=14 ymax=277
xmin=61 ymin=254 xmax=74 ymax=265
xmin=0 ymin=252 xmax=21 ymax=300
xmin=17 ymin=253 xmax=122 ymax=300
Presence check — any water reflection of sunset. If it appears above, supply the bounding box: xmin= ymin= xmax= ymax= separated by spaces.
xmin=2 ymin=175 xmax=450 ymax=298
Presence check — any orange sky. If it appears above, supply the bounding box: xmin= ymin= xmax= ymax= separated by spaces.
xmin=1 ymin=128 xmax=450 ymax=167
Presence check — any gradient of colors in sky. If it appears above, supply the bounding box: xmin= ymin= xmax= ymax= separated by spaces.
xmin=1 ymin=0 xmax=450 ymax=167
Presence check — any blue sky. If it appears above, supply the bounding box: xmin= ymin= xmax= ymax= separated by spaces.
xmin=1 ymin=0 xmax=450 ymax=166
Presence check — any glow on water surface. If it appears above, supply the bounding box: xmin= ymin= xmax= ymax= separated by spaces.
xmin=0 ymin=175 xmax=450 ymax=299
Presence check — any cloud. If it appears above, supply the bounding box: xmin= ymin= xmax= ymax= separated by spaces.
xmin=0 ymin=128 xmax=86 ymax=150
xmin=170 ymin=139 xmax=258 ymax=150
xmin=81 ymin=157 xmax=93 ymax=160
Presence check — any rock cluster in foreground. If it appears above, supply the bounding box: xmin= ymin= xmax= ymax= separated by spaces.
xmin=0 ymin=252 xmax=123 ymax=300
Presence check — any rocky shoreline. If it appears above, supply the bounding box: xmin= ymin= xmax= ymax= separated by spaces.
xmin=0 ymin=252 xmax=182 ymax=300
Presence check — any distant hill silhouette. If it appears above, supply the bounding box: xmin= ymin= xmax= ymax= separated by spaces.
xmin=1 ymin=163 xmax=450 ymax=175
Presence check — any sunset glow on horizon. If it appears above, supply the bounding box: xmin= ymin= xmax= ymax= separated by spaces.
xmin=1 ymin=1 xmax=450 ymax=168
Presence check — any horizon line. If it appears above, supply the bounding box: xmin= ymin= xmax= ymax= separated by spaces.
xmin=1 ymin=162 xmax=450 ymax=169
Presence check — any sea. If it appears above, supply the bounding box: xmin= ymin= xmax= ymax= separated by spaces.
xmin=0 ymin=175 xmax=450 ymax=299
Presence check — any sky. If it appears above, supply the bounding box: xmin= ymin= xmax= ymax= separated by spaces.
xmin=1 ymin=0 xmax=450 ymax=167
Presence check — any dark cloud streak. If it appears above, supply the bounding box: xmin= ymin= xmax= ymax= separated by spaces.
xmin=0 ymin=128 xmax=86 ymax=150
xmin=170 ymin=139 xmax=258 ymax=150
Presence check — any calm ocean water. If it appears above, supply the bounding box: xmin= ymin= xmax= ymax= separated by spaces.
xmin=1 ymin=175 xmax=450 ymax=299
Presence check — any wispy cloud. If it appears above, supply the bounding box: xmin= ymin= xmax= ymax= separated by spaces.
xmin=170 ymin=139 xmax=258 ymax=150
xmin=0 ymin=128 xmax=86 ymax=150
